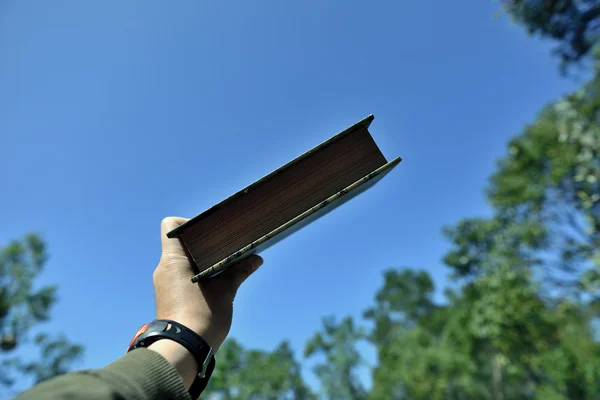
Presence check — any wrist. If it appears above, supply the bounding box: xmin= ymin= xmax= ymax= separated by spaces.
xmin=128 ymin=319 xmax=217 ymax=394
xmin=162 ymin=317 xmax=224 ymax=352
xmin=148 ymin=339 xmax=198 ymax=390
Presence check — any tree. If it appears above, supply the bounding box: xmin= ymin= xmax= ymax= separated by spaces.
xmin=362 ymin=65 xmax=600 ymax=397
xmin=363 ymin=215 xmax=599 ymax=399
xmin=364 ymin=269 xmax=483 ymax=400
xmin=502 ymin=0 xmax=600 ymax=67
xmin=487 ymin=83 xmax=600 ymax=297
xmin=434 ymin=58 xmax=600 ymax=397
xmin=0 ymin=234 xmax=83 ymax=393
xmin=363 ymin=269 xmax=438 ymax=342
xmin=446 ymin=216 xmax=600 ymax=398
xmin=204 ymin=338 xmax=314 ymax=400
xmin=304 ymin=316 xmax=367 ymax=400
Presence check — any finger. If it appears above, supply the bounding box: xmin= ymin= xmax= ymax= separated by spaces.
xmin=221 ymin=255 xmax=263 ymax=291
xmin=160 ymin=216 xmax=189 ymax=257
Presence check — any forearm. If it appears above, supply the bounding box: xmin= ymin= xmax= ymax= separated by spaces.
xmin=148 ymin=339 xmax=198 ymax=389
xmin=16 ymin=349 xmax=191 ymax=400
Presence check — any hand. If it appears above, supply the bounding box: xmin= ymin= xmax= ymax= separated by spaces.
xmin=152 ymin=216 xmax=263 ymax=352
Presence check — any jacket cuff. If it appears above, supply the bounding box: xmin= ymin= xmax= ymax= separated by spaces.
xmin=101 ymin=348 xmax=191 ymax=400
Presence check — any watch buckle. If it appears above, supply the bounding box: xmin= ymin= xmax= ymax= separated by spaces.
xmin=198 ymin=347 xmax=214 ymax=378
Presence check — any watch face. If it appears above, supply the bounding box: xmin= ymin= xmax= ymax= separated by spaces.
xmin=127 ymin=323 xmax=150 ymax=352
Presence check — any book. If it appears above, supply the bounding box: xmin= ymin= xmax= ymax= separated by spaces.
xmin=167 ymin=114 xmax=401 ymax=282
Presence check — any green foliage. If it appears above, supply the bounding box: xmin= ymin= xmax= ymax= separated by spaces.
xmin=365 ymin=272 xmax=483 ymax=400
xmin=16 ymin=333 xmax=85 ymax=384
xmin=0 ymin=234 xmax=83 ymax=390
xmin=304 ymin=316 xmax=367 ymax=400
xmin=443 ymin=218 xmax=546 ymax=280
xmin=488 ymin=83 xmax=600 ymax=294
xmin=204 ymin=338 xmax=314 ymax=400
xmin=363 ymin=269 xmax=437 ymax=339
xmin=502 ymin=0 xmax=600 ymax=67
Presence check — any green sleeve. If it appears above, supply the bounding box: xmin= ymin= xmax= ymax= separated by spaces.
xmin=16 ymin=348 xmax=192 ymax=400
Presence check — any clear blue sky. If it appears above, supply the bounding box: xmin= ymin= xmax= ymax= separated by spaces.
xmin=0 ymin=0 xmax=579 ymax=393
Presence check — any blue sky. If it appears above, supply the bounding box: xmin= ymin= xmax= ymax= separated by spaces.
xmin=0 ymin=0 xmax=580 ymax=393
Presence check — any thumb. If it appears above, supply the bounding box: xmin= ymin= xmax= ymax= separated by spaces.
xmin=160 ymin=216 xmax=189 ymax=258
xmin=224 ymin=255 xmax=263 ymax=292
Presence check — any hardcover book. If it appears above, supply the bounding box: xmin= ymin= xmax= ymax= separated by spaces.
xmin=168 ymin=115 xmax=401 ymax=282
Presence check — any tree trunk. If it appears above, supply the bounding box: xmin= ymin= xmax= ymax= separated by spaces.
xmin=492 ymin=353 xmax=504 ymax=400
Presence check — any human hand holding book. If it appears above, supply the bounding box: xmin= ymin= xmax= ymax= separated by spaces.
xmin=150 ymin=217 xmax=263 ymax=389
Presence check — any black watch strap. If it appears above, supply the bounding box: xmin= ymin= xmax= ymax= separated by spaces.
xmin=127 ymin=319 xmax=216 ymax=398
xmin=189 ymin=356 xmax=215 ymax=398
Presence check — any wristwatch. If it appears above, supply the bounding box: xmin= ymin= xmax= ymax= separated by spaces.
xmin=127 ymin=319 xmax=216 ymax=398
